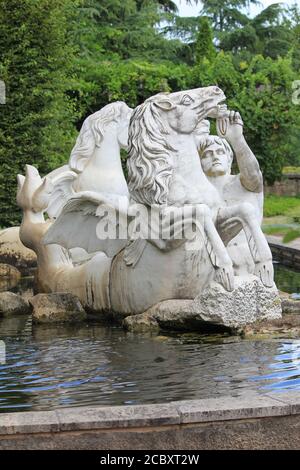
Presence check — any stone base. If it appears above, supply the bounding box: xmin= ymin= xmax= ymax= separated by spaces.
xmin=29 ymin=293 xmax=87 ymax=324
xmin=279 ymin=291 xmax=300 ymax=314
xmin=0 ymin=227 xmax=37 ymax=275
xmin=124 ymin=276 xmax=282 ymax=332
xmin=0 ymin=263 xmax=21 ymax=292
xmin=0 ymin=292 xmax=31 ymax=316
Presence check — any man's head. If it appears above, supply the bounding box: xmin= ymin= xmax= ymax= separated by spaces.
xmin=198 ymin=135 xmax=233 ymax=177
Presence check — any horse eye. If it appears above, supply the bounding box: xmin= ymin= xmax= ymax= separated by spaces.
xmin=181 ymin=96 xmax=192 ymax=106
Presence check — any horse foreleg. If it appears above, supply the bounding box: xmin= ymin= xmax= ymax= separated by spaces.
xmin=217 ymin=203 xmax=274 ymax=287
xmin=194 ymin=205 xmax=235 ymax=292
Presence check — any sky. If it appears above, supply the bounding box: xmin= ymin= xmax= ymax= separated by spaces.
xmin=174 ymin=0 xmax=299 ymax=17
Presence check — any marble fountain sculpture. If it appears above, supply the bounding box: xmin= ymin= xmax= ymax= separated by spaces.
xmin=16 ymin=87 xmax=282 ymax=329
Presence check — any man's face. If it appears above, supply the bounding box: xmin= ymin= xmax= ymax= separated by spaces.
xmin=200 ymin=141 xmax=230 ymax=177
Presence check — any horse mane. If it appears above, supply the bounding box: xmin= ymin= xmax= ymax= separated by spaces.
xmin=127 ymin=96 xmax=176 ymax=206
xmin=69 ymin=101 xmax=129 ymax=173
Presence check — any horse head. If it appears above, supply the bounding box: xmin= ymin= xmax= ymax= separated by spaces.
xmin=69 ymin=101 xmax=133 ymax=173
xmin=147 ymin=86 xmax=226 ymax=134
xmin=127 ymin=86 xmax=226 ymax=206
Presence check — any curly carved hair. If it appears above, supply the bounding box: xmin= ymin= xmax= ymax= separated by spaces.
xmin=127 ymin=96 xmax=176 ymax=206
xmin=69 ymin=101 xmax=130 ymax=173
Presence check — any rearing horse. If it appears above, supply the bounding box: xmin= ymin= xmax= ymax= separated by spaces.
xmin=46 ymin=101 xmax=132 ymax=218
xmin=18 ymin=87 xmax=275 ymax=316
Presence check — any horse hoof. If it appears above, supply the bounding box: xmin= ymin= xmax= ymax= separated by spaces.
xmin=254 ymin=261 xmax=274 ymax=288
xmin=215 ymin=265 xmax=234 ymax=292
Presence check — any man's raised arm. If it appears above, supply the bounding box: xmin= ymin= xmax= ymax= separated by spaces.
xmin=217 ymin=111 xmax=263 ymax=193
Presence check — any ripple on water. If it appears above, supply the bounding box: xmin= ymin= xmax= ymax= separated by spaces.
xmin=249 ymin=340 xmax=300 ymax=392
xmin=0 ymin=318 xmax=300 ymax=412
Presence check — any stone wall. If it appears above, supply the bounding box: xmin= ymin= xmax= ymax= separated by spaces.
xmin=264 ymin=174 xmax=300 ymax=196
xmin=0 ymin=391 xmax=300 ymax=449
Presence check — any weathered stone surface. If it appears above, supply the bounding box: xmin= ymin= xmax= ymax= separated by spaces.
xmin=266 ymin=391 xmax=300 ymax=416
xmin=1 ymin=414 xmax=300 ymax=450
xmin=0 ymin=263 xmax=21 ymax=292
xmin=0 ymin=392 xmax=290 ymax=435
xmin=0 ymin=263 xmax=21 ymax=279
xmin=123 ymin=312 xmax=159 ymax=332
xmin=0 ymin=291 xmax=31 ymax=316
xmin=2 ymin=392 xmax=300 ymax=449
xmin=29 ymin=293 xmax=87 ymax=323
xmin=192 ymin=276 xmax=282 ymax=329
xmin=242 ymin=314 xmax=300 ymax=339
xmin=0 ymin=227 xmax=36 ymax=274
xmin=280 ymin=291 xmax=300 ymax=315
xmin=146 ymin=299 xmax=210 ymax=331
xmin=124 ymin=300 xmax=199 ymax=332
xmin=176 ymin=392 xmax=289 ymax=424
xmin=125 ymin=277 xmax=282 ymax=332
xmin=56 ymin=403 xmax=180 ymax=432
xmin=0 ymin=410 xmax=60 ymax=435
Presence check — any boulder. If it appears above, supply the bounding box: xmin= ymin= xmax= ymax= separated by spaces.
xmin=279 ymin=291 xmax=300 ymax=315
xmin=192 ymin=276 xmax=282 ymax=329
xmin=29 ymin=293 xmax=87 ymax=324
xmin=124 ymin=276 xmax=282 ymax=332
xmin=0 ymin=227 xmax=36 ymax=274
xmin=0 ymin=291 xmax=31 ymax=316
xmin=0 ymin=263 xmax=21 ymax=279
xmin=0 ymin=263 xmax=21 ymax=292
xmin=123 ymin=312 xmax=160 ymax=332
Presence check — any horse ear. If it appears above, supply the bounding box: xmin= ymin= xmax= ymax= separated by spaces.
xmin=154 ymin=100 xmax=176 ymax=112
xmin=17 ymin=174 xmax=25 ymax=191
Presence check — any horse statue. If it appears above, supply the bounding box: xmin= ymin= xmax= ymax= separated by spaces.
xmin=46 ymin=101 xmax=132 ymax=218
xmin=17 ymin=86 xmax=277 ymax=319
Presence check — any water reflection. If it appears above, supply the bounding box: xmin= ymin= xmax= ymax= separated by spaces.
xmin=0 ymin=316 xmax=300 ymax=412
xmin=274 ymin=263 xmax=300 ymax=294
xmin=249 ymin=340 xmax=300 ymax=391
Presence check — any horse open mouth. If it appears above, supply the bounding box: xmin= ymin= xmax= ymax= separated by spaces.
xmin=203 ymin=99 xmax=227 ymax=119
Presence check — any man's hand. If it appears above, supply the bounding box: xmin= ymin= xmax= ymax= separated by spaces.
xmin=217 ymin=110 xmax=243 ymax=145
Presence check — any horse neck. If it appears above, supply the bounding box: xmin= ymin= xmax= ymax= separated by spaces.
xmin=168 ymin=133 xmax=207 ymax=182
xmin=87 ymin=134 xmax=122 ymax=172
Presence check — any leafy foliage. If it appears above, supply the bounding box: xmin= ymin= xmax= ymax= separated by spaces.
xmin=0 ymin=0 xmax=79 ymax=226
xmin=195 ymin=17 xmax=216 ymax=64
xmin=1 ymin=0 xmax=300 ymax=226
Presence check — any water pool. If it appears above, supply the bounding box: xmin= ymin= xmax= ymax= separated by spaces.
xmin=0 ymin=263 xmax=299 ymax=413
xmin=0 ymin=316 xmax=299 ymax=413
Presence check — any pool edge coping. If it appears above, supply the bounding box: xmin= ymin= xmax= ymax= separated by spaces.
xmin=0 ymin=390 xmax=300 ymax=435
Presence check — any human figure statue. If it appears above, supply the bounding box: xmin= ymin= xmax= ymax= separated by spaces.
xmin=16 ymin=88 xmax=279 ymax=320
xmin=198 ymin=110 xmax=273 ymax=286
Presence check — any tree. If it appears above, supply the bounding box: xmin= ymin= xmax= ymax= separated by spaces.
xmin=0 ymin=0 xmax=79 ymax=226
xmin=232 ymin=55 xmax=300 ymax=184
xmin=137 ymin=0 xmax=178 ymax=12
xmin=201 ymin=0 xmax=259 ymax=32
xmin=220 ymin=4 xmax=294 ymax=60
xmin=1 ymin=0 xmax=299 ymax=228
xmin=195 ymin=16 xmax=216 ymax=64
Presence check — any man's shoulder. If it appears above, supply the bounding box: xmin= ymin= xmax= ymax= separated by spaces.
xmin=226 ymin=173 xmax=263 ymax=194
xmin=224 ymin=173 xmax=240 ymax=189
